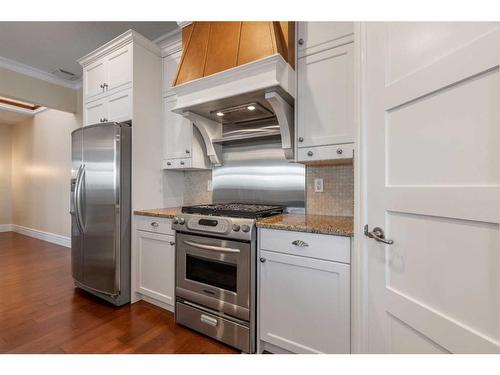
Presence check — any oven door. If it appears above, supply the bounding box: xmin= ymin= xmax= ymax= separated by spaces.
xmin=176 ymin=232 xmax=251 ymax=321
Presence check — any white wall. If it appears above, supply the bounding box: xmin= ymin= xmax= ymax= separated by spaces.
xmin=10 ymin=108 xmax=81 ymax=237
xmin=0 ymin=123 xmax=12 ymax=225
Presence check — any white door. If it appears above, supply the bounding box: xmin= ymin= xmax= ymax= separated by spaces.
xmin=83 ymin=59 xmax=106 ymax=99
xmin=84 ymin=98 xmax=106 ymax=126
xmin=105 ymin=44 xmax=133 ymax=94
xmin=297 ymin=43 xmax=355 ymax=148
xmin=163 ymin=97 xmax=193 ymax=160
xmin=107 ymin=88 xmax=133 ymax=123
xmin=364 ymin=22 xmax=500 ymax=353
xmin=137 ymin=230 xmax=175 ymax=306
xmin=259 ymin=250 xmax=350 ymax=354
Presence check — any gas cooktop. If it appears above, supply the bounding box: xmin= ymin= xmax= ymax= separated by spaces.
xmin=181 ymin=203 xmax=284 ymax=219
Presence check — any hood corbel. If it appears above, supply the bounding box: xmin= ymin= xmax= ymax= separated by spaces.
xmin=182 ymin=111 xmax=222 ymax=165
xmin=265 ymin=91 xmax=294 ymax=159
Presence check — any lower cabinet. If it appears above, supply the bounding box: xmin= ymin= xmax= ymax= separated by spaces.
xmin=136 ymin=229 xmax=175 ymax=308
xmin=258 ymin=229 xmax=351 ymax=354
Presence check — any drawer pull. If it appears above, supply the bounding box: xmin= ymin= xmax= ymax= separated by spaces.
xmin=150 ymin=222 xmax=159 ymax=227
xmin=292 ymin=240 xmax=309 ymax=247
xmin=307 ymin=151 xmax=313 ymax=157
xmin=200 ymin=314 xmax=218 ymax=327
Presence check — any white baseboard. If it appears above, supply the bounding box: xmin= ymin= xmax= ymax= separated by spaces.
xmin=8 ymin=224 xmax=71 ymax=248
xmin=0 ymin=224 xmax=12 ymax=232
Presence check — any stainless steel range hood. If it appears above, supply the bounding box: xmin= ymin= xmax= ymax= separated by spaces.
xmin=172 ymin=54 xmax=295 ymax=165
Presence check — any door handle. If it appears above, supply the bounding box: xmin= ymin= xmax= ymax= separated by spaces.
xmin=183 ymin=240 xmax=240 ymax=253
xmin=364 ymin=225 xmax=394 ymax=245
xmin=200 ymin=314 xmax=218 ymax=327
xmin=73 ymin=165 xmax=84 ymax=233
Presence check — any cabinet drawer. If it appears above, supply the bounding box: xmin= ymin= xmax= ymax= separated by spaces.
xmin=135 ymin=215 xmax=174 ymax=235
xmin=298 ymin=143 xmax=354 ymax=163
xmin=259 ymin=228 xmax=350 ymax=264
xmin=162 ymin=157 xmax=192 ymax=170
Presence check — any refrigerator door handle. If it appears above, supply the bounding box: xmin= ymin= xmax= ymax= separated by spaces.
xmin=75 ymin=164 xmax=85 ymax=233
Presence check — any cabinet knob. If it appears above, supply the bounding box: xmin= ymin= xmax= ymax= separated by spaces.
xmin=150 ymin=222 xmax=159 ymax=227
xmin=298 ymin=38 xmax=304 ymax=46
xmin=307 ymin=151 xmax=314 ymax=157
xmin=185 ymin=149 xmax=190 ymax=154
xmin=336 ymin=148 xmax=343 ymax=155
xmin=259 ymin=257 xmax=266 ymax=263
xmin=169 ymin=241 xmax=176 ymax=246
xmin=99 ymin=84 xmax=104 ymax=89
xmin=166 ymin=161 xmax=172 ymax=166
xmin=298 ymin=137 xmax=304 ymax=142
xmin=103 ymin=83 xmax=108 ymax=89
xmin=180 ymin=161 xmax=185 ymax=165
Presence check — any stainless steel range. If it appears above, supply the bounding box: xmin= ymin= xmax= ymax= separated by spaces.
xmin=172 ymin=203 xmax=283 ymax=353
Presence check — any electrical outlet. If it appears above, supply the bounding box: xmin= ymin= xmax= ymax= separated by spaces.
xmin=207 ymin=180 xmax=213 ymax=192
xmin=314 ymin=178 xmax=324 ymax=193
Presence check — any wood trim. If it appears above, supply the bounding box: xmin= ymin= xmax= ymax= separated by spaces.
xmin=0 ymin=97 xmax=40 ymax=110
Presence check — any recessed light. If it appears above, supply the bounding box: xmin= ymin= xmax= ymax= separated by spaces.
xmin=216 ymin=111 xmax=224 ymax=117
xmin=247 ymin=105 xmax=256 ymax=111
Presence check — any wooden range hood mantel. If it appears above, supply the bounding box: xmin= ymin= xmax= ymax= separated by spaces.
xmin=174 ymin=22 xmax=295 ymax=86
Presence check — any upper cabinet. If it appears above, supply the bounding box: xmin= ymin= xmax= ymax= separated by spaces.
xmin=296 ymin=22 xmax=355 ymax=163
xmin=159 ymin=31 xmax=210 ymax=170
xmin=79 ymin=30 xmax=161 ymax=127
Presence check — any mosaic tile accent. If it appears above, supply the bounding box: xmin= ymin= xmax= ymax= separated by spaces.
xmin=306 ymin=164 xmax=354 ymax=217
xmin=183 ymin=170 xmax=213 ymax=205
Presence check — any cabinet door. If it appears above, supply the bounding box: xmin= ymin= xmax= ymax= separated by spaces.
xmin=297 ymin=22 xmax=354 ymax=57
xmin=259 ymin=250 xmax=350 ymax=354
xmin=163 ymin=97 xmax=193 ymax=160
xmin=297 ymin=43 xmax=354 ymax=148
xmin=163 ymin=50 xmax=182 ymax=94
xmin=137 ymin=230 xmax=175 ymax=306
xmin=107 ymin=87 xmax=133 ymax=123
xmin=105 ymin=44 xmax=133 ymax=94
xmin=84 ymin=59 xmax=106 ymax=99
xmin=84 ymin=98 xmax=106 ymax=126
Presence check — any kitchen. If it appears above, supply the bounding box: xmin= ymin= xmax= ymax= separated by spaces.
xmin=0 ymin=2 xmax=499 ymax=372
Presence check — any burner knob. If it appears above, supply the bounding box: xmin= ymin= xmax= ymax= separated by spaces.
xmin=241 ymin=224 xmax=250 ymax=233
xmin=172 ymin=217 xmax=179 ymax=224
xmin=232 ymin=224 xmax=241 ymax=232
xmin=178 ymin=217 xmax=186 ymax=225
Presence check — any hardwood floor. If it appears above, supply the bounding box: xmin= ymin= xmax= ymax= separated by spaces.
xmin=0 ymin=232 xmax=237 ymax=354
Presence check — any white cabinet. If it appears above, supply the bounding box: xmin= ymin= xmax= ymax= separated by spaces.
xmin=83 ymin=87 xmax=133 ymax=126
xmin=160 ymin=38 xmax=211 ymax=170
xmin=83 ymin=43 xmax=133 ymax=101
xmin=134 ymin=215 xmax=176 ymax=311
xmin=296 ymin=22 xmax=355 ymax=163
xmin=297 ymin=22 xmax=354 ymax=57
xmin=258 ymin=228 xmax=351 ymax=354
xmin=136 ymin=230 xmax=175 ymax=307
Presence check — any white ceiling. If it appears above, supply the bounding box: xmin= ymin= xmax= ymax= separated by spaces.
xmin=0 ymin=107 xmax=32 ymax=125
xmin=0 ymin=22 xmax=178 ymax=85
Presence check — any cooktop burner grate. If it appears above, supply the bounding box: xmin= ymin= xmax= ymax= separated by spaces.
xmin=181 ymin=203 xmax=284 ymax=219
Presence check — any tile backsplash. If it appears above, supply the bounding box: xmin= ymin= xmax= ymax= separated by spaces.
xmin=183 ymin=170 xmax=213 ymax=205
xmin=306 ymin=164 xmax=354 ymax=217
xmin=181 ymin=164 xmax=354 ymax=217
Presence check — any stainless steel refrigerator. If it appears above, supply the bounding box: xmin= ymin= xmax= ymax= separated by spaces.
xmin=70 ymin=122 xmax=131 ymax=306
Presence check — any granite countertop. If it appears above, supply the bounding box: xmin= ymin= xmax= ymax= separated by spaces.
xmin=256 ymin=213 xmax=354 ymax=237
xmin=133 ymin=207 xmax=181 ymax=219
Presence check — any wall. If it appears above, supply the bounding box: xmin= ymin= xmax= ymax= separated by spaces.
xmin=0 ymin=124 xmax=12 ymax=225
xmin=11 ymin=108 xmax=81 ymax=237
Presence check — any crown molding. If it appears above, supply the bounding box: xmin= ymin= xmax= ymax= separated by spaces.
xmin=155 ymin=28 xmax=182 ymax=57
xmin=0 ymin=55 xmax=80 ymax=90
xmin=78 ymin=29 xmax=161 ymax=67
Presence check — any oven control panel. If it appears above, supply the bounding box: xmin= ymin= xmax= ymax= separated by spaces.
xmin=172 ymin=214 xmax=255 ymax=241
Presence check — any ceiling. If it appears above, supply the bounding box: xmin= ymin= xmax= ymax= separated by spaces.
xmin=0 ymin=107 xmax=33 ymax=125
xmin=0 ymin=22 xmax=178 ymax=85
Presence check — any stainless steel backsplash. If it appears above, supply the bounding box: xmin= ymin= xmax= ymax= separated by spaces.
xmin=212 ymin=140 xmax=305 ymax=212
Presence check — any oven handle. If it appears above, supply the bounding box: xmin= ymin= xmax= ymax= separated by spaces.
xmin=183 ymin=240 xmax=241 ymax=253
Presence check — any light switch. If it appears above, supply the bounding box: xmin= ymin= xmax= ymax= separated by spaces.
xmin=314 ymin=178 xmax=323 ymax=193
